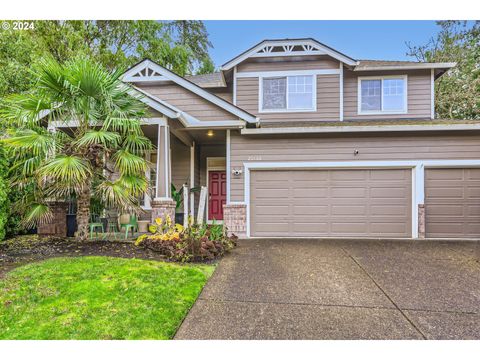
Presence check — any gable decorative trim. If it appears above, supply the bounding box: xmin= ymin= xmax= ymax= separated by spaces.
xmin=221 ymin=38 xmax=358 ymax=70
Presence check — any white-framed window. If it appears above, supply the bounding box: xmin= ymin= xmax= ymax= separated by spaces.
xmin=260 ymin=74 xmax=316 ymax=112
xmin=358 ymin=75 xmax=407 ymax=115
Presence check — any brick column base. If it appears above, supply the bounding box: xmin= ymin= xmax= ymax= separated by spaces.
xmin=418 ymin=203 xmax=426 ymax=239
xmin=37 ymin=202 xmax=68 ymax=237
xmin=151 ymin=199 xmax=176 ymax=223
xmin=223 ymin=204 xmax=247 ymax=238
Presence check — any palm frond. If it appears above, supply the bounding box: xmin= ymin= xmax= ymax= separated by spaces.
xmin=117 ymin=175 xmax=149 ymax=197
xmin=21 ymin=203 xmax=53 ymax=229
xmin=74 ymin=130 xmax=121 ymax=148
xmin=95 ymin=180 xmax=139 ymax=212
xmin=38 ymin=155 xmax=92 ymax=185
xmin=112 ymin=150 xmax=147 ymax=176
xmin=102 ymin=116 xmax=143 ymax=135
xmin=122 ymin=134 xmax=152 ymax=154
xmin=1 ymin=129 xmax=56 ymax=157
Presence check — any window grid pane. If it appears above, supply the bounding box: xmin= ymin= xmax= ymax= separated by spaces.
xmin=383 ymin=78 xmax=405 ymax=111
xmin=287 ymin=75 xmax=314 ymax=110
xmin=361 ymin=80 xmax=381 ymax=111
xmin=262 ymin=77 xmax=286 ymax=110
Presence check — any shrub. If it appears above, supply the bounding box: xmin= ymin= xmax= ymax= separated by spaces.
xmin=135 ymin=215 xmax=237 ymax=262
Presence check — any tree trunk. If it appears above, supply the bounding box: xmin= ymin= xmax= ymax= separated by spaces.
xmin=76 ymin=182 xmax=91 ymax=242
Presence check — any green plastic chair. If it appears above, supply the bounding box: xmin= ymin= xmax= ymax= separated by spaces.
xmin=120 ymin=214 xmax=138 ymax=240
xmin=106 ymin=216 xmax=120 ymax=240
xmin=89 ymin=214 xmax=104 ymax=239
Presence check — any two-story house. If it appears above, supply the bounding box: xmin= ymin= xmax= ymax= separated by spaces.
xmin=48 ymin=38 xmax=480 ymax=240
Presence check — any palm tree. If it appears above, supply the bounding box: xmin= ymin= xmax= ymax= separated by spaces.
xmin=0 ymin=57 xmax=151 ymax=241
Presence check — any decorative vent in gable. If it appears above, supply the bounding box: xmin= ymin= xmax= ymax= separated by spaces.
xmin=123 ymin=63 xmax=166 ymax=82
xmin=252 ymin=42 xmax=326 ymax=58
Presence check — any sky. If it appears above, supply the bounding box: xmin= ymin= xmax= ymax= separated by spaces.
xmin=204 ymin=21 xmax=440 ymax=67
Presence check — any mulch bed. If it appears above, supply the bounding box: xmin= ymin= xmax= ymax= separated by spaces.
xmin=0 ymin=235 xmax=179 ymax=278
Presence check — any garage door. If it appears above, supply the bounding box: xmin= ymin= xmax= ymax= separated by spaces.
xmin=250 ymin=169 xmax=412 ymax=238
xmin=425 ymin=168 xmax=480 ymax=238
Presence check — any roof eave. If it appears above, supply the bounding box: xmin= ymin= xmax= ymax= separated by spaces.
xmin=221 ymin=38 xmax=357 ymax=71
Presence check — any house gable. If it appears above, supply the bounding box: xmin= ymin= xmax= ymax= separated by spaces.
xmin=122 ymin=59 xmax=257 ymax=124
xmin=221 ymin=38 xmax=358 ymax=70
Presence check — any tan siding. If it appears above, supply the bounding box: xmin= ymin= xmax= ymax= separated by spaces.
xmin=209 ymin=88 xmax=233 ymax=103
xmin=236 ymin=74 xmax=340 ymax=123
xmin=171 ymin=137 xmax=191 ymax=188
xmin=138 ymin=83 xmax=236 ymax=121
xmin=343 ymin=69 xmax=432 ymax=120
xmin=230 ymin=131 xmax=480 ymax=202
xmin=237 ymin=56 xmax=339 ymax=72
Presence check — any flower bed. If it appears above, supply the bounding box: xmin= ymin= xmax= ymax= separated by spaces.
xmin=135 ymin=215 xmax=237 ymax=262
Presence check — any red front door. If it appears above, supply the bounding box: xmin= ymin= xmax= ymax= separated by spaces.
xmin=208 ymin=171 xmax=226 ymax=221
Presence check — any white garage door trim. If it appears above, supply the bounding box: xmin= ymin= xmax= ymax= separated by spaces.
xmin=242 ymin=160 xmax=480 ymax=238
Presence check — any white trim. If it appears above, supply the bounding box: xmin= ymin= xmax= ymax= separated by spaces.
xmin=242 ymin=159 xmax=480 ymax=238
xmin=164 ymin=125 xmax=170 ymax=198
xmin=236 ymin=69 xmax=340 ymax=78
xmin=221 ymin=39 xmax=357 ymax=70
xmin=155 ymin=125 xmax=162 ymax=199
xmin=206 ymin=157 xmax=227 ymax=223
xmin=226 ymin=130 xmax=231 ymax=204
xmin=123 ymin=60 xmax=257 ymax=123
xmin=190 ymin=142 xmax=195 ymax=218
xmin=431 ymin=69 xmax=435 ymax=120
xmin=233 ymin=66 xmax=237 ymax=105
xmin=354 ymin=62 xmax=456 ymax=71
xmin=357 ymin=75 xmax=408 ymax=115
xmin=259 ymin=74 xmax=317 ymax=113
xmin=241 ymin=123 xmax=480 ymax=135
xmin=339 ymin=62 xmax=344 ymax=121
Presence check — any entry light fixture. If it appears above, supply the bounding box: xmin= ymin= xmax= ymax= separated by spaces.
xmin=207 ymin=130 xmax=214 ymax=137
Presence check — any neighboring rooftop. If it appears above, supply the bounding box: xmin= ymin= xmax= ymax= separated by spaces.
xmin=185 ymin=72 xmax=226 ymax=88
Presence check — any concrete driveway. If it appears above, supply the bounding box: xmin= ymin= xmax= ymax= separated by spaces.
xmin=175 ymin=239 xmax=480 ymax=340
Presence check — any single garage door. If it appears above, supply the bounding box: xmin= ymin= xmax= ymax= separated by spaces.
xmin=425 ymin=168 xmax=480 ymax=238
xmin=250 ymin=169 xmax=412 ymax=238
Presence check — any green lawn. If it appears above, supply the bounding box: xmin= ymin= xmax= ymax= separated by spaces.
xmin=0 ymin=256 xmax=214 ymax=339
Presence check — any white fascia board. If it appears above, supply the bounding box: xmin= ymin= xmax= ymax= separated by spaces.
xmin=354 ymin=62 xmax=456 ymax=71
xmin=221 ymin=39 xmax=357 ymax=71
xmin=241 ymin=123 xmax=480 ymax=135
xmin=124 ymin=60 xmax=257 ymax=124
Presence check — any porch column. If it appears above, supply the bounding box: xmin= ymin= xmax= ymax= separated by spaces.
xmin=151 ymin=124 xmax=176 ymax=222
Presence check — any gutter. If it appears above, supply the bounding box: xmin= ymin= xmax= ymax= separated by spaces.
xmin=241 ymin=123 xmax=480 ymax=135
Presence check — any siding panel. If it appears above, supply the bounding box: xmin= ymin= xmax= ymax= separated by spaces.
xmin=138 ymin=83 xmax=236 ymax=121
xmin=343 ymin=69 xmax=432 ymax=120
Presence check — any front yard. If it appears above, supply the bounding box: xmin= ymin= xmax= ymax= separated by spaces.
xmin=0 ymin=256 xmax=214 ymax=339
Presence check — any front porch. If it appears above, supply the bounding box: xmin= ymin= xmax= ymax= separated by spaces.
xmin=139 ymin=118 xmax=229 ymax=226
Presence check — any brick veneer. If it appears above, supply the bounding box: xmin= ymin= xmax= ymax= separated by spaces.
xmin=37 ymin=201 xmax=68 ymax=237
xmin=151 ymin=199 xmax=176 ymax=222
xmin=223 ymin=203 xmax=247 ymax=238
xmin=418 ymin=203 xmax=426 ymax=239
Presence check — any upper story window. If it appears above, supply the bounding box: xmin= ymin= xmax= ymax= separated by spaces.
xmin=358 ymin=75 xmax=407 ymax=115
xmin=261 ymin=75 xmax=316 ymax=112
